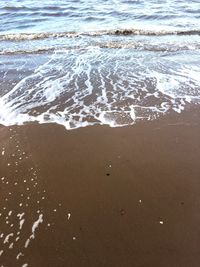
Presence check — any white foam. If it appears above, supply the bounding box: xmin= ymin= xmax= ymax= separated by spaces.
xmin=8 ymin=211 xmax=12 ymax=216
xmin=9 ymin=242 xmax=14 ymax=249
xmin=24 ymin=214 xmax=43 ymax=249
xmin=17 ymin=212 xmax=25 ymax=220
xmin=19 ymin=218 xmax=25 ymax=230
xmin=16 ymin=252 xmax=24 ymax=260
xmin=3 ymin=233 xmax=13 ymax=244
xmin=24 ymin=238 xmax=30 ymax=248
xmin=1 ymin=48 xmax=200 ymax=129
xmin=130 ymin=105 xmax=136 ymax=121
xmin=31 ymin=214 xmax=43 ymax=238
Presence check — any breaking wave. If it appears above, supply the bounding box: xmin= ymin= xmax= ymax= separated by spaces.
xmin=1 ymin=28 xmax=200 ymax=41
xmin=1 ymin=42 xmax=200 ymax=55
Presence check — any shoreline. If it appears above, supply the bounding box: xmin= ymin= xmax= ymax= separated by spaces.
xmin=1 ymin=107 xmax=200 ymax=266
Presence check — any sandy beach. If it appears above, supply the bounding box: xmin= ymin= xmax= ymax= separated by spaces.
xmin=1 ymin=0 xmax=200 ymax=266
xmin=0 ymin=107 xmax=200 ymax=266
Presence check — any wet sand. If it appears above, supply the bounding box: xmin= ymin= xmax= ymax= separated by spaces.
xmin=1 ymin=107 xmax=200 ymax=267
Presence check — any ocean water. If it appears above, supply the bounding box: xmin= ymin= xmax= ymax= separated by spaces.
xmin=0 ymin=0 xmax=200 ymax=129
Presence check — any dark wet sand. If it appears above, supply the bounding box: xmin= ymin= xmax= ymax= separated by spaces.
xmin=1 ymin=107 xmax=200 ymax=267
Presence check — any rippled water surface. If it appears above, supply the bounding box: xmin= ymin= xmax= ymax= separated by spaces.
xmin=0 ymin=0 xmax=200 ymax=129
xmin=1 ymin=0 xmax=200 ymax=33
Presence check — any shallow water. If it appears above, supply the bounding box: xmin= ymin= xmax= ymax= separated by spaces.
xmin=0 ymin=0 xmax=200 ymax=129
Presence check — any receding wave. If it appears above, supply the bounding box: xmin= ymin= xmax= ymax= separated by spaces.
xmin=1 ymin=28 xmax=200 ymax=41
xmin=0 ymin=46 xmax=200 ymax=130
xmin=1 ymin=41 xmax=200 ymax=55
xmin=0 ymin=48 xmax=55 ymax=55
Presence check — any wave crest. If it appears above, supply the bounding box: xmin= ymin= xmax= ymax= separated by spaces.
xmin=1 ymin=28 xmax=200 ymax=41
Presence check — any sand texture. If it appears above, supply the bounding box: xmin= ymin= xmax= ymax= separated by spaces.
xmin=0 ymin=108 xmax=200 ymax=267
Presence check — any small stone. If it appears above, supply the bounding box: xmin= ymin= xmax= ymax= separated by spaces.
xmin=120 ymin=209 xmax=125 ymax=216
